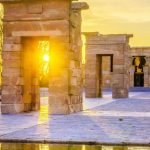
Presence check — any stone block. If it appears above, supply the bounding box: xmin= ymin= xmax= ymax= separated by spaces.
xmin=4 ymin=20 xmax=69 ymax=37
xmin=2 ymin=51 xmax=21 ymax=60
xmin=2 ymin=77 xmax=24 ymax=86
xmin=1 ymin=104 xmax=24 ymax=114
xmin=1 ymin=94 xmax=23 ymax=104
xmin=4 ymin=36 xmax=21 ymax=44
xmin=2 ymin=68 xmax=21 ymax=77
xmin=27 ymin=3 xmax=43 ymax=14
xmin=2 ymin=86 xmax=23 ymax=95
xmin=49 ymin=105 xmax=69 ymax=115
xmin=4 ymin=0 xmax=69 ymax=21
xmin=112 ymin=88 xmax=128 ymax=98
xmin=3 ymin=60 xmax=21 ymax=68
xmin=3 ymin=44 xmax=21 ymax=52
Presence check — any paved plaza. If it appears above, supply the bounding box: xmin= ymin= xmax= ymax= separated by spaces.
xmin=0 ymin=92 xmax=150 ymax=145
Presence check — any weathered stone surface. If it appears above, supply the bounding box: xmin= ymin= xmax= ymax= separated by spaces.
xmin=85 ymin=33 xmax=132 ymax=98
xmin=1 ymin=1 xmax=87 ymax=114
xmin=2 ymin=77 xmax=23 ymax=86
xmin=1 ymin=94 xmax=23 ymax=104
xmin=129 ymin=47 xmax=150 ymax=87
xmin=2 ymin=51 xmax=21 ymax=60
xmin=1 ymin=104 xmax=24 ymax=114
xmin=3 ymin=0 xmax=70 ymax=21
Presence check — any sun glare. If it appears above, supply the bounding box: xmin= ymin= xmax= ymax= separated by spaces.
xmin=38 ymin=40 xmax=50 ymax=76
xmin=43 ymin=54 xmax=49 ymax=62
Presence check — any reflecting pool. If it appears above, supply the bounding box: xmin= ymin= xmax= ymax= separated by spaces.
xmin=0 ymin=143 xmax=150 ymax=150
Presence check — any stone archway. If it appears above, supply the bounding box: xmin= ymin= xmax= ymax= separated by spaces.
xmin=84 ymin=33 xmax=133 ymax=98
xmin=0 ymin=0 xmax=89 ymax=114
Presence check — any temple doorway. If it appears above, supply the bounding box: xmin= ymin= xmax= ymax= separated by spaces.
xmin=132 ymin=56 xmax=146 ymax=87
xmin=134 ymin=74 xmax=144 ymax=87
xmin=23 ymin=37 xmax=50 ymax=111
xmin=96 ymin=54 xmax=113 ymax=97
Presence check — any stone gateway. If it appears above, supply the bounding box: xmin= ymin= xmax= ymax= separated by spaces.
xmin=0 ymin=0 xmax=89 ymax=114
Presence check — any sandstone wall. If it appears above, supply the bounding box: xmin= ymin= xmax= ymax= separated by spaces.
xmin=1 ymin=0 xmax=88 ymax=114
xmin=130 ymin=47 xmax=150 ymax=87
xmin=85 ymin=33 xmax=132 ymax=98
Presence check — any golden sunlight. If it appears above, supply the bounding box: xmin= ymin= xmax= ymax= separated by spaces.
xmin=43 ymin=54 xmax=49 ymax=62
xmin=39 ymin=144 xmax=49 ymax=150
xmin=38 ymin=105 xmax=49 ymax=124
xmin=38 ymin=41 xmax=50 ymax=76
xmin=82 ymin=34 xmax=86 ymax=64
xmin=82 ymin=145 xmax=86 ymax=150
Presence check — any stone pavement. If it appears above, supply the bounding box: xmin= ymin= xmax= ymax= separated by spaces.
xmin=0 ymin=92 xmax=150 ymax=145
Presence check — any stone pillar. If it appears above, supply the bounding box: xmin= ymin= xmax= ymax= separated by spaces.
xmin=148 ymin=57 xmax=150 ymax=87
xmin=144 ymin=66 xmax=149 ymax=87
xmin=1 ymin=37 xmax=24 ymax=113
xmin=1 ymin=0 xmax=89 ymax=114
xmin=85 ymin=54 xmax=97 ymax=98
xmin=49 ymin=2 xmax=89 ymax=114
xmin=130 ymin=66 xmax=135 ymax=87
xmin=112 ymin=43 xmax=130 ymax=98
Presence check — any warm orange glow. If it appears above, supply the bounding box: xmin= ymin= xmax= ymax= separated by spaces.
xmin=43 ymin=54 xmax=49 ymax=62
xmin=38 ymin=105 xmax=49 ymax=124
xmin=82 ymin=34 xmax=86 ymax=64
xmin=38 ymin=41 xmax=50 ymax=76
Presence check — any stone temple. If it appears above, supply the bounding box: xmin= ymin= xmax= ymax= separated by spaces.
xmin=0 ymin=0 xmax=89 ymax=114
xmin=84 ymin=32 xmax=150 ymax=98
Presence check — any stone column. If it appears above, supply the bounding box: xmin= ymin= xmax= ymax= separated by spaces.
xmin=1 ymin=36 xmax=24 ymax=113
xmin=85 ymin=54 xmax=97 ymax=98
xmin=130 ymin=66 xmax=135 ymax=87
xmin=112 ymin=44 xmax=130 ymax=98
xmin=144 ymin=66 xmax=149 ymax=87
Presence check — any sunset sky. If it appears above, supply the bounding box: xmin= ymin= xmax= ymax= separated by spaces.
xmin=79 ymin=0 xmax=150 ymax=46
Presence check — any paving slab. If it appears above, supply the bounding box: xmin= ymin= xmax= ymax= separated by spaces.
xmin=0 ymin=92 xmax=150 ymax=145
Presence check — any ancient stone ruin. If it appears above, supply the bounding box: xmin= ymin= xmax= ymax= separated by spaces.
xmin=0 ymin=0 xmax=88 ymax=114
xmin=84 ymin=32 xmax=150 ymax=98
xmin=84 ymin=32 xmax=133 ymax=98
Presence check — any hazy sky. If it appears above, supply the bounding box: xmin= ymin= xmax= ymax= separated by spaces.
xmin=79 ymin=0 xmax=150 ymax=46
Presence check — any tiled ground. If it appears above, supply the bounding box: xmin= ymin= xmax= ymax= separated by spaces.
xmin=0 ymin=92 xmax=150 ymax=145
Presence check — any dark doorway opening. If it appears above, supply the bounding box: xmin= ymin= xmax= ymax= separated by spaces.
xmin=96 ymin=54 xmax=113 ymax=97
xmin=134 ymin=73 xmax=144 ymax=87
xmin=132 ymin=56 xmax=146 ymax=87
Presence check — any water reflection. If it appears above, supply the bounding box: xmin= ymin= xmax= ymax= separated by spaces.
xmin=0 ymin=143 xmax=150 ymax=150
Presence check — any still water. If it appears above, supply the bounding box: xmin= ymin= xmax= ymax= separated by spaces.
xmin=0 ymin=143 xmax=150 ymax=150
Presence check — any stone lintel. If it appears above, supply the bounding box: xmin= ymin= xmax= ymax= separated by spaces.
xmin=131 ymin=46 xmax=150 ymax=50
xmin=72 ymin=2 xmax=89 ymax=10
xmin=84 ymin=32 xmax=133 ymax=44
xmin=83 ymin=32 xmax=100 ymax=37
xmin=84 ymin=32 xmax=133 ymax=38
xmin=11 ymin=31 xmax=67 ymax=37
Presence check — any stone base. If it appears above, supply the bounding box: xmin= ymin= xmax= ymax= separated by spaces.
xmin=1 ymin=103 xmax=35 ymax=114
xmin=1 ymin=104 xmax=24 ymax=114
xmin=49 ymin=105 xmax=69 ymax=115
xmin=48 ymin=96 xmax=83 ymax=115
xmin=85 ymin=92 xmax=96 ymax=98
xmin=85 ymin=91 xmax=102 ymax=98
xmin=112 ymin=88 xmax=129 ymax=99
